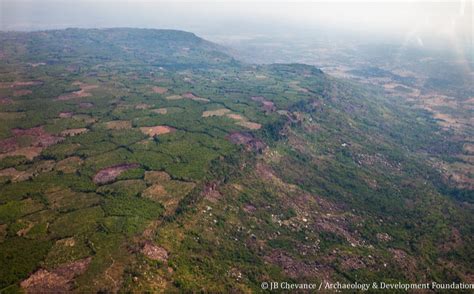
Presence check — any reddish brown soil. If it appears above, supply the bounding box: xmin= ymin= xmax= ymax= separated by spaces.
xmin=139 ymin=125 xmax=176 ymax=137
xmin=264 ymin=250 xmax=320 ymax=279
xmin=142 ymin=184 xmax=167 ymax=201
xmin=202 ymin=108 xmax=231 ymax=117
xmin=59 ymin=111 xmax=74 ymax=118
xmin=60 ymin=128 xmax=88 ymax=137
xmin=13 ymin=89 xmax=33 ymax=96
xmin=0 ymin=97 xmax=13 ymax=105
xmin=182 ymin=92 xmax=199 ymax=99
xmin=0 ymin=147 xmax=43 ymax=160
xmin=152 ymin=86 xmax=168 ymax=94
xmin=236 ymin=121 xmax=261 ymax=130
xmin=340 ymin=256 xmax=367 ymax=271
xmin=440 ymin=228 xmax=463 ymax=252
xmin=93 ymin=163 xmax=140 ymax=185
xmin=151 ymin=108 xmax=168 ymax=114
xmin=314 ymin=215 xmax=361 ymax=246
xmin=21 ymin=257 xmax=92 ymax=293
xmin=79 ymin=102 xmax=94 ymax=108
xmin=141 ymin=241 xmax=168 ymax=262
xmin=105 ymin=120 xmax=132 ymax=130
xmin=144 ymin=171 xmax=171 ymax=184
xmin=57 ymin=83 xmax=98 ymax=101
xmin=388 ymin=248 xmax=420 ymax=280
xmin=55 ymin=156 xmax=83 ymax=174
xmin=376 ymin=232 xmax=392 ymax=242
xmin=226 ymin=113 xmax=245 ymax=120
xmin=227 ymin=132 xmax=266 ymax=152
xmin=0 ymin=81 xmax=43 ymax=89
xmin=135 ymin=103 xmax=151 ymax=110
xmin=243 ymin=204 xmax=257 ymax=213
xmin=0 ymin=126 xmax=63 ymax=159
xmin=202 ymin=182 xmax=222 ymax=203
xmin=251 ymin=96 xmax=276 ymax=112
xmin=182 ymin=92 xmax=210 ymax=102
xmin=0 ymin=167 xmax=32 ymax=182
xmin=0 ymin=137 xmax=19 ymax=153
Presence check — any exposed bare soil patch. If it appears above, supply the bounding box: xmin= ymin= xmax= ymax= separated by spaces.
xmin=436 ymin=160 xmax=474 ymax=190
xmin=0 ymin=147 xmax=43 ymax=160
xmin=139 ymin=125 xmax=176 ymax=137
xmin=21 ymin=257 xmax=92 ymax=293
xmin=19 ymin=128 xmax=64 ymax=148
xmin=59 ymin=111 xmax=74 ymax=118
xmin=338 ymin=256 xmax=366 ymax=271
xmin=57 ymin=82 xmax=98 ymax=101
xmin=105 ymin=120 xmax=132 ymax=130
xmin=93 ymin=163 xmax=140 ymax=185
xmin=16 ymin=222 xmax=35 ymax=237
xmin=243 ymin=204 xmax=256 ymax=213
xmin=0 ymin=126 xmax=64 ymax=160
xmin=13 ymin=89 xmax=33 ymax=96
xmin=165 ymin=95 xmax=183 ymax=100
xmin=314 ymin=215 xmax=362 ymax=247
xmin=289 ymin=81 xmax=309 ymax=93
xmin=135 ymin=103 xmax=151 ymax=110
xmin=464 ymin=143 xmax=474 ymax=154
xmin=255 ymin=162 xmax=297 ymax=191
xmin=388 ymin=249 xmax=419 ymax=280
xmin=227 ymin=132 xmax=266 ymax=152
xmin=142 ymin=184 xmax=167 ymax=201
xmin=0 ymin=167 xmax=32 ymax=182
xmin=440 ymin=228 xmax=463 ymax=252
xmin=202 ymin=108 xmax=231 ymax=117
xmin=0 ymin=112 xmax=26 ymax=120
xmin=79 ymin=102 xmax=94 ymax=109
xmin=202 ymin=182 xmax=222 ymax=203
xmin=141 ymin=241 xmax=168 ymax=262
xmin=0 ymin=97 xmax=13 ymax=105
xmin=151 ymin=108 xmax=168 ymax=114
xmin=376 ymin=232 xmax=392 ymax=242
xmin=60 ymin=128 xmax=88 ymax=137
xmin=152 ymin=86 xmax=168 ymax=94
xmin=55 ymin=156 xmax=83 ymax=174
xmin=264 ymin=250 xmax=321 ymax=279
xmin=251 ymin=96 xmax=276 ymax=112
xmin=226 ymin=113 xmax=245 ymax=120
xmin=28 ymin=62 xmax=46 ymax=67
xmin=144 ymin=171 xmax=171 ymax=184
xmin=236 ymin=120 xmax=261 ymax=130
xmin=182 ymin=92 xmax=210 ymax=102
xmin=0 ymin=81 xmax=43 ymax=89
xmin=433 ymin=113 xmax=461 ymax=129
xmin=0 ymin=161 xmax=54 ymax=182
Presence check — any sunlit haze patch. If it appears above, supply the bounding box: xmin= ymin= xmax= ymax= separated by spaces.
xmin=1 ymin=0 xmax=471 ymax=60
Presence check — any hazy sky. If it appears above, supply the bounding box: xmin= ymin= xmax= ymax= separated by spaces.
xmin=1 ymin=0 xmax=472 ymax=48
